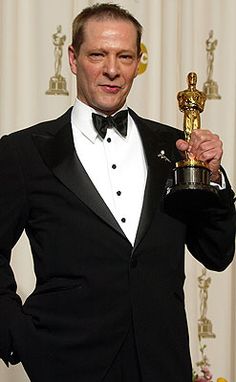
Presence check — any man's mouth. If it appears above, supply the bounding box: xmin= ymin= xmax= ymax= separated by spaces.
xmin=100 ymin=84 xmax=124 ymax=93
xmin=102 ymin=84 xmax=121 ymax=94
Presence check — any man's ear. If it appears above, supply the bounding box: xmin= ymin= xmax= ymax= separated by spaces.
xmin=68 ymin=45 xmax=78 ymax=75
xmin=134 ymin=52 xmax=142 ymax=78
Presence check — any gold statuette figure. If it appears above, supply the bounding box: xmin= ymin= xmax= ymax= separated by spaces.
xmin=203 ymin=30 xmax=221 ymax=99
xmin=178 ymin=72 xmax=206 ymax=143
xmin=46 ymin=25 xmax=69 ymax=96
xmin=164 ymin=72 xmax=218 ymax=207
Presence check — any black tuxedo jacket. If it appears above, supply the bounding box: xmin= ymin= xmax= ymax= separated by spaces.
xmin=0 ymin=108 xmax=235 ymax=382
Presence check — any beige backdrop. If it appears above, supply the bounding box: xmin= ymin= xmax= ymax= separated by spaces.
xmin=0 ymin=0 xmax=235 ymax=381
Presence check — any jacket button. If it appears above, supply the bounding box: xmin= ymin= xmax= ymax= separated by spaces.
xmin=130 ymin=257 xmax=137 ymax=268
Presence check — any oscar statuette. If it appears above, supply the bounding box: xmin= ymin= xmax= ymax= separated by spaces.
xmin=203 ymin=30 xmax=221 ymax=100
xmin=165 ymin=72 xmax=218 ymax=211
xmin=46 ymin=25 xmax=69 ymax=96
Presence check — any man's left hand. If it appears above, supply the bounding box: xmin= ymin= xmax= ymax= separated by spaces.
xmin=176 ymin=129 xmax=223 ymax=182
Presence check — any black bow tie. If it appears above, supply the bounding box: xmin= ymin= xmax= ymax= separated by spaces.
xmin=92 ymin=110 xmax=128 ymax=139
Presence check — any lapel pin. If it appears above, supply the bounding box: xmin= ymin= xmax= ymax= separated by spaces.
xmin=157 ymin=150 xmax=171 ymax=163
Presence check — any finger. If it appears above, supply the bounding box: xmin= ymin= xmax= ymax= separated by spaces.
xmin=194 ymin=141 xmax=222 ymax=161
xmin=176 ymin=139 xmax=189 ymax=152
xmin=197 ymin=147 xmax=223 ymax=163
xmin=189 ymin=131 xmax=222 ymax=157
xmin=189 ymin=130 xmax=216 ymax=149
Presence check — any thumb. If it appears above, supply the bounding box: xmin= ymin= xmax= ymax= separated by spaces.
xmin=176 ymin=139 xmax=189 ymax=152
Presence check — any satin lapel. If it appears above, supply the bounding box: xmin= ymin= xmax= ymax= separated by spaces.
xmin=32 ymin=114 xmax=125 ymax=237
xmin=129 ymin=110 xmax=178 ymax=250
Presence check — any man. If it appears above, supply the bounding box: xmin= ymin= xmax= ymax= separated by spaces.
xmin=0 ymin=3 xmax=235 ymax=382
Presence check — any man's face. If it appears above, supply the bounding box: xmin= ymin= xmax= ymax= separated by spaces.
xmin=69 ymin=19 xmax=141 ymax=115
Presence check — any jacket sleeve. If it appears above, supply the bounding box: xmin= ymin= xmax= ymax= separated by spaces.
xmin=0 ymin=135 xmax=29 ymax=365
xmin=185 ymin=168 xmax=236 ymax=271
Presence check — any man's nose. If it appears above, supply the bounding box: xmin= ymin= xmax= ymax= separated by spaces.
xmin=103 ymin=56 xmax=120 ymax=79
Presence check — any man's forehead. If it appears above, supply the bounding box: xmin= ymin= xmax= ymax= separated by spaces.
xmin=83 ymin=18 xmax=137 ymax=37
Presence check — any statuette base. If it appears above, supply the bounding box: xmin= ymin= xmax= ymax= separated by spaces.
xmin=203 ymin=80 xmax=221 ymax=100
xmin=164 ymin=161 xmax=219 ymax=214
xmin=169 ymin=159 xmax=218 ymax=193
xmin=46 ymin=75 xmax=69 ymax=96
xmin=198 ymin=318 xmax=216 ymax=338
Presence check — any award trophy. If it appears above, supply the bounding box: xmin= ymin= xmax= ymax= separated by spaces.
xmin=197 ymin=268 xmax=216 ymax=339
xmin=203 ymin=30 xmax=221 ymax=100
xmin=46 ymin=25 xmax=69 ymax=96
xmin=165 ymin=72 xmax=218 ymax=209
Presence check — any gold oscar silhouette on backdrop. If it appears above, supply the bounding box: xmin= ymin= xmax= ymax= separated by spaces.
xmin=193 ymin=267 xmax=228 ymax=382
xmin=46 ymin=25 xmax=69 ymax=96
xmin=203 ymin=30 xmax=221 ymax=99
xmin=198 ymin=267 xmax=216 ymax=339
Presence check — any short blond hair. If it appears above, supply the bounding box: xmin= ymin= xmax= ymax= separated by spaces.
xmin=71 ymin=3 xmax=143 ymax=56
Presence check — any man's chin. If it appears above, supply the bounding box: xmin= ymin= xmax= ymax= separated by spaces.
xmin=94 ymin=100 xmax=125 ymax=115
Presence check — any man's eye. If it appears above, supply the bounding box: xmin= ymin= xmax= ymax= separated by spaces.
xmin=90 ymin=53 xmax=104 ymax=58
xmin=120 ymin=55 xmax=133 ymax=61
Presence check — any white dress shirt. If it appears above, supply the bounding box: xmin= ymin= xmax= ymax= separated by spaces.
xmin=71 ymin=99 xmax=147 ymax=246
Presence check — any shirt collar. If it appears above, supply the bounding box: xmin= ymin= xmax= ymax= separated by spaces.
xmin=71 ymin=98 xmax=129 ymax=143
